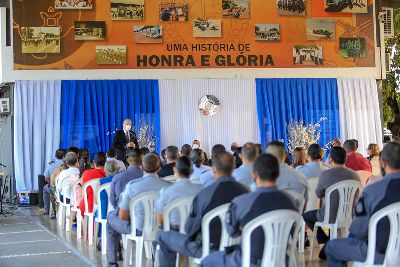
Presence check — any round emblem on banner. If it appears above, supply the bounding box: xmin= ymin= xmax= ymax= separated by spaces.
xmin=199 ymin=95 xmax=220 ymax=117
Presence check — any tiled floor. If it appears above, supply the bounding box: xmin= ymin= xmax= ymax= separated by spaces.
xmin=0 ymin=206 xmax=328 ymax=267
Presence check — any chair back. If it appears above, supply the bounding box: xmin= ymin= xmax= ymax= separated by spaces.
xmin=96 ymin=182 xmax=113 ymax=220
xmin=283 ymin=190 xmax=305 ymax=213
xmin=129 ymin=191 xmax=159 ymax=241
xmin=71 ymin=179 xmax=81 ymax=208
xmin=59 ymin=175 xmax=71 ymax=206
xmin=323 ymin=180 xmax=361 ymax=227
xmin=363 ymin=202 xmax=400 ymax=266
xmin=82 ymin=180 xmax=100 ymax=214
xmin=241 ymin=210 xmax=301 ymax=267
xmin=200 ymin=203 xmax=233 ymax=259
xmin=306 ymin=177 xmax=319 ymax=212
xmin=55 ymin=175 xmax=63 ymax=202
xmin=356 ymin=170 xmax=372 ymax=187
xmin=163 ymin=196 xmax=194 ymax=233
xmin=162 ymin=175 xmax=177 ymax=184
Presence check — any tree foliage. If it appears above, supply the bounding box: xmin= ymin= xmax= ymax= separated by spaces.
xmin=383 ymin=8 xmax=400 ymax=138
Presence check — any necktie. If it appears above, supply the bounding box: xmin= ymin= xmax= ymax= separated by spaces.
xmin=126 ymin=131 xmax=130 ymax=142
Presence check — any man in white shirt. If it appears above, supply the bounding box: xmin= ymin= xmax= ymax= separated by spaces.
xmin=106 ymin=147 xmax=126 ymax=172
xmin=296 ymin=144 xmax=329 ymax=179
xmin=233 ymin=142 xmax=258 ymax=188
xmin=58 ymin=152 xmax=80 ymax=203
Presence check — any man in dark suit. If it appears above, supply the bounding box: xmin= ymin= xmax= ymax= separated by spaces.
xmin=113 ymin=119 xmax=139 ymax=161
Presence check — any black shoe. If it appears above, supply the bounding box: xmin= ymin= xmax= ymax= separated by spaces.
xmin=108 ymin=262 xmax=119 ymax=267
xmin=51 ymin=214 xmax=56 ymax=220
xmin=304 ymin=237 xmax=310 ymax=248
xmin=319 ymin=244 xmax=327 ymax=260
xmin=117 ymin=250 xmax=123 ymax=261
xmin=43 ymin=211 xmax=49 ymax=215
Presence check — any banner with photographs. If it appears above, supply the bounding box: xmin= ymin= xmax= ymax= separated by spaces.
xmin=13 ymin=0 xmax=376 ymax=70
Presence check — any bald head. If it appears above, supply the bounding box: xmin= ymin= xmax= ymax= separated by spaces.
xmin=212 ymin=151 xmax=235 ymax=178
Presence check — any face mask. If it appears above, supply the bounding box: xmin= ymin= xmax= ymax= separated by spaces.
xmin=125 ymin=125 xmax=132 ymax=131
xmin=192 ymin=144 xmax=200 ymax=149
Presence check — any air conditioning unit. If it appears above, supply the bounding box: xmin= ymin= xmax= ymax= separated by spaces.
xmin=382 ymin=7 xmax=394 ymax=38
xmin=0 ymin=98 xmax=10 ymax=114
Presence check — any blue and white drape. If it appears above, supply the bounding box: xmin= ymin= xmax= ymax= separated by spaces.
xmin=13 ymin=78 xmax=382 ymax=191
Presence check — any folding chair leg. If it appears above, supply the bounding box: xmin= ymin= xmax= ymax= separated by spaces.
xmin=65 ymin=207 xmax=71 ymax=232
xmin=58 ymin=204 xmax=63 ymax=226
xmin=299 ymin=220 xmax=305 ymax=253
xmin=124 ymin=240 xmax=132 ymax=267
xmin=144 ymin=241 xmax=152 ymax=259
xmin=77 ymin=212 xmax=82 ymax=239
xmin=135 ymin=238 xmax=144 ymax=267
xmin=93 ymin=221 xmax=99 ymax=248
xmin=101 ymin=223 xmax=107 ymax=255
xmin=83 ymin=216 xmax=88 ymax=242
xmin=309 ymin=225 xmax=317 ymax=262
xmin=154 ymin=245 xmax=160 ymax=267
xmin=88 ymin=216 xmax=94 ymax=246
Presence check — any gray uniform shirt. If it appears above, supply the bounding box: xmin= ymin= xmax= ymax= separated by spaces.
xmin=316 ymin=166 xmax=360 ymax=222
xmin=119 ymin=173 xmax=170 ymax=231
xmin=155 ymin=179 xmax=203 ymax=226
xmin=277 ymin=163 xmax=309 ymax=202
xmin=232 ymin=163 xmax=254 ymax=188
xmin=295 ymin=162 xmax=329 ymax=179
xmin=110 ymin=165 xmax=143 ymax=208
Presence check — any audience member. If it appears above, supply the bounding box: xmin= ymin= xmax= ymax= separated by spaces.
xmin=325 ymin=142 xmax=400 ymax=266
xmin=180 ymin=144 xmax=192 ymax=157
xmin=141 ymin=147 xmax=150 ymax=155
xmin=296 ymin=144 xmax=329 ymax=179
xmin=264 ymin=141 xmax=308 ymax=201
xmin=159 ymin=146 xmax=179 ymax=178
xmin=325 ymin=138 xmax=342 ymax=164
xmin=160 ymin=149 xmax=167 ymax=165
xmin=255 ymin=143 xmax=263 ymax=155
xmin=189 ymin=148 xmax=211 ymax=183
xmin=155 ymin=156 xmax=202 ymax=227
xmin=202 ymin=154 xmax=297 ymax=266
xmin=157 ymin=151 xmax=248 ymax=267
xmin=367 ymin=143 xmax=381 ymax=176
xmin=232 ymin=142 xmax=258 ymax=187
xmin=106 ymin=153 xmax=170 ymax=265
xmin=110 ymin=149 xmax=143 ymax=208
xmin=43 ymin=149 xmax=65 ymax=215
xmin=232 ymin=146 xmax=243 ymax=168
xmin=106 ymin=148 xmax=126 ymax=172
xmin=303 ymin=147 xmax=360 ymax=257
xmin=199 ymin=144 xmax=226 ymax=186
xmin=192 ymin=139 xmax=201 ymax=149
xmin=79 ymin=152 xmax=107 ymax=217
xmin=343 ymin=139 xmax=372 ymax=172
xmin=292 ymin=147 xmax=307 ymax=169
xmin=58 ymin=152 xmax=80 ymax=205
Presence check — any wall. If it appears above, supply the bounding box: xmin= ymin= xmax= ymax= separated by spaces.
xmin=0 ymin=4 xmax=384 ymax=82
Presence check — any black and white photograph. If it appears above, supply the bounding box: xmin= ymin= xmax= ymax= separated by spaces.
xmin=255 ymin=24 xmax=280 ymax=41
xmin=222 ymin=0 xmax=250 ymax=19
xmin=55 ymin=0 xmax=93 ymax=9
xmin=277 ymin=0 xmax=306 ymax=16
xmin=339 ymin=37 xmax=367 ymax=58
xmin=74 ymin=21 xmax=106 ymax=41
xmin=134 ymin=26 xmax=163 ymax=43
xmin=325 ymin=0 xmax=368 ymax=13
xmin=159 ymin=3 xmax=189 ymax=22
xmin=111 ymin=0 xmax=144 ymax=21
xmin=193 ymin=19 xmax=222 ymax=38
xmin=96 ymin=46 xmax=127 ymax=65
xmin=306 ymin=19 xmax=335 ymax=41
xmin=293 ymin=45 xmax=323 ymax=65
xmin=21 ymin=27 xmax=60 ymax=54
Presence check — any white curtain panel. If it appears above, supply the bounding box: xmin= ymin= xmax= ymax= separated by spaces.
xmin=337 ymin=78 xmax=383 ymax=156
xmin=159 ymin=79 xmax=260 ymax=155
xmin=14 ymin=80 xmax=62 ymax=192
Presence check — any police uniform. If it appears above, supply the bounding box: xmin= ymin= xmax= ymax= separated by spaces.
xmin=155 ymin=179 xmax=203 ymax=227
xmin=201 ymin=186 xmax=297 ymax=267
xmin=106 ymin=173 xmax=170 ymax=264
xmin=43 ymin=159 xmax=63 ymax=214
xmin=325 ymin=172 xmax=400 ymax=267
xmin=157 ymin=176 xmax=248 ymax=267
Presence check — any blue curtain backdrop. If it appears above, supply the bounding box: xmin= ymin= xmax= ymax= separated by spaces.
xmin=256 ymin=78 xmax=340 ymax=152
xmin=60 ymin=80 xmax=160 ymax=155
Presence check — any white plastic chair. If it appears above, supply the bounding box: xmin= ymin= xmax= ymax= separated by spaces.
xmin=154 ymin=196 xmax=195 ymax=267
xmin=55 ymin=175 xmax=64 ymax=226
xmin=241 ymin=210 xmax=301 ymax=267
xmin=191 ymin=203 xmax=238 ymax=266
xmin=124 ymin=191 xmax=159 ymax=267
xmin=70 ymin=179 xmax=83 ymax=239
xmin=309 ymin=180 xmax=361 ymax=261
xmin=56 ymin=175 xmax=70 ymax=230
xmin=94 ymin=182 xmax=113 ymax=255
xmin=82 ymin=179 xmax=100 ymax=246
xmin=353 ymin=202 xmax=400 ymax=267
xmin=162 ymin=175 xmax=177 ymax=184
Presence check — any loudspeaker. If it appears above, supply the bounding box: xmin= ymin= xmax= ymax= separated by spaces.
xmin=38 ymin=175 xmax=45 ymax=208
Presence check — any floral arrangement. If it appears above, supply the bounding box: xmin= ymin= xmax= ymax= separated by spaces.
xmin=287 ymin=117 xmax=327 ymax=156
xmin=137 ymin=120 xmax=156 ymax=152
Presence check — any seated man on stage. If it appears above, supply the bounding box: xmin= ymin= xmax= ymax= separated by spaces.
xmin=202 ymin=153 xmax=297 ymax=266
xmin=325 ymin=142 xmax=400 ymax=266
xmin=106 ymin=153 xmax=170 ymax=266
xmin=113 ymin=118 xmax=139 ymax=161
xmin=156 ymin=151 xmax=248 ymax=267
